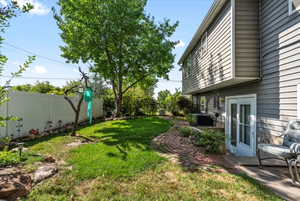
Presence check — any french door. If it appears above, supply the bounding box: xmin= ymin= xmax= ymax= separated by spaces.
xmin=226 ymin=95 xmax=256 ymax=156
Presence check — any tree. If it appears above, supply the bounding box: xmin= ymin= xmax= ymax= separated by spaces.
xmin=53 ymin=0 xmax=178 ymax=117
xmin=12 ymin=84 xmax=32 ymax=92
xmin=157 ymin=90 xmax=172 ymax=109
xmin=165 ymin=89 xmax=181 ymax=116
xmin=63 ymin=68 xmax=89 ymax=136
xmin=0 ymin=1 xmax=35 ymax=128
xmin=31 ymin=81 xmax=56 ymax=94
xmin=12 ymin=81 xmax=65 ymax=95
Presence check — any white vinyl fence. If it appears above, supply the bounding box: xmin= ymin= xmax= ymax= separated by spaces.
xmin=0 ymin=91 xmax=103 ymax=138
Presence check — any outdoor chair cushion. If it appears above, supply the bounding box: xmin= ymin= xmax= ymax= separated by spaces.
xmin=283 ymin=120 xmax=300 ymax=147
xmin=258 ymin=144 xmax=296 ymax=159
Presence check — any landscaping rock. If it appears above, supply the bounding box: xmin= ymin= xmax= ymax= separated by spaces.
xmin=11 ymin=147 xmax=28 ymax=153
xmin=44 ymin=156 xmax=56 ymax=163
xmin=33 ymin=165 xmax=58 ymax=183
xmin=66 ymin=141 xmax=86 ymax=147
xmin=0 ymin=181 xmax=29 ymax=200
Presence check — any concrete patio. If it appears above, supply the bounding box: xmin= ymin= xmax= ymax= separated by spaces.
xmin=224 ymin=154 xmax=300 ymax=201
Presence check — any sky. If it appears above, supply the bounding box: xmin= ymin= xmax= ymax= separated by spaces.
xmin=1 ymin=0 xmax=214 ymax=95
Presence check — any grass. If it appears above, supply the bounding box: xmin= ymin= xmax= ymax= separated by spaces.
xmin=68 ymin=117 xmax=171 ymax=179
xmin=25 ymin=133 xmax=75 ymax=157
xmin=22 ymin=117 xmax=282 ymax=201
xmin=25 ymin=161 xmax=282 ymax=201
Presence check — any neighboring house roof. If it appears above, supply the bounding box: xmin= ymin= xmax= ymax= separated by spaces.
xmin=178 ymin=0 xmax=227 ymax=64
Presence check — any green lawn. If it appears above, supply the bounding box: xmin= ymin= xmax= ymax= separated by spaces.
xmin=68 ymin=117 xmax=171 ymax=180
xmin=23 ymin=117 xmax=282 ymax=201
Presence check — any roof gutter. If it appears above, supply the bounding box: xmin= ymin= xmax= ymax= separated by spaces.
xmin=178 ymin=0 xmax=226 ymax=65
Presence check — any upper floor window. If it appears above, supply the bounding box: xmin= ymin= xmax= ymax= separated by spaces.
xmin=289 ymin=0 xmax=300 ymax=15
xmin=200 ymin=32 xmax=208 ymax=56
xmin=183 ymin=55 xmax=192 ymax=79
xmin=186 ymin=55 xmax=192 ymax=77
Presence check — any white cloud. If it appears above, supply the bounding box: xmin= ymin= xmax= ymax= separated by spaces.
xmin=0 ymin=0 xmax=50 ymax=15
xmin=32 ymin=65 xmax=47 ymax=74
xmin=11 ymin=61 xmax=21 ymax=66
xmin=0 ymin=0 xmax=7 ymax=6
xmin=175 ymin=40 xmax=185 ymax=49
xmin=72 ymin=68 xmax=79 ymax=73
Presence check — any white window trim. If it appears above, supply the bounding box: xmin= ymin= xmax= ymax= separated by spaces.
xmin=289 ymin=0 xmax=300 ymax=15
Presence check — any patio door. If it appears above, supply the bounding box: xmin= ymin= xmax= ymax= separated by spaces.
xmin=226 ymin=95 xmax=256 ymax=157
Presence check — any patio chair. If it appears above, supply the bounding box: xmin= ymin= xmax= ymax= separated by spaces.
xmin=290 ymin=145 xmax=300 ymax=183
xmin=257 ymin=120 xmax=300 ymax=183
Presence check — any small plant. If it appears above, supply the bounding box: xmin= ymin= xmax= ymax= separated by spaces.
xmin=179 ymin=127 xmax=192 ymax=137
xmin=0 ymin=151 xmax=20 ymax=167
xmin=179 ymin=127 xmax=199 ymax=137
xmin=195 ymin=129 xmax=225 ymax=154
xmin=0 ymin=137 xmax=12 ymax=151
xmin=29 ymin=129 xmax=40 ymax=135
xmin=186 ymin=114 xmax=197 ymax=126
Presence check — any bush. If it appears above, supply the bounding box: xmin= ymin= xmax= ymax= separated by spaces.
xmin=186 ymin=114 xmax=197 ymax=126
xmin=103 ymin=96 xmax=115 ymax=117
xmin=140 ymin=97 xmax=158 ymax=115
xmin=0 ymin=151 xmax=20 ymax=167
xmin=195 ymin=129 xmax=225 ymax=154
xmin=177 ymin=96 xmax=192 ymax=115
xmin=179 ymin=127 xmax=200 ymax=137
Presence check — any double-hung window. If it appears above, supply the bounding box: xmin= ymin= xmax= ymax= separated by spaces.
xmin=186 ymin=55 xmax=192 ymax=77
xmin=289 ymin=0 xmax=300 ymax=15
xmin=200 ymin=96 xmax=207 ymax=113
xmin=200 ymin=32 xmax=208 ymax=57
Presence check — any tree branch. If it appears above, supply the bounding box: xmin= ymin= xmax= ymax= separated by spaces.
xmin=122 ymin=74 xmax=150 ymax=94
xmin=64 ymin=96 xmax=77 ymax=112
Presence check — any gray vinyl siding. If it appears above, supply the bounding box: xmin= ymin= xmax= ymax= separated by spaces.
xmin=257 ymin=0 xmax=300 ymax=139
xmin=182 ymin=0 xmax=232 ymax=94
xmin=235 ymin=0 xmax=260 ymax=78
xmin=195 ymin=0 xmax=300 ymax=144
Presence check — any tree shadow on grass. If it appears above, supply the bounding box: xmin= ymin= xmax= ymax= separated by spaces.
xmin=90 ymin=118 xmax=172 ymax=160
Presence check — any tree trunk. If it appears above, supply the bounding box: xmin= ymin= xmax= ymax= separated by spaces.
xmin=64 ymin=94 xmax=83 ymax=136
xmin=72 ymin=110 xmax=80 ymax=136
xmin=114 ymin=74 xmax=123 ymax=117
xmin=115 ymin=94 xmax=123 ymax=117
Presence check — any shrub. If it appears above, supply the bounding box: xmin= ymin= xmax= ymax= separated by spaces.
xmin=177 ymin=96 xmax=192 ymax=115
xmin=186 ymin=114 xmax=197 ymax=126
xmin=195 ymin=129 xmax=225 ymax=154
xmin=0 ymin=151 xmax=20 ymax=167
xmin=103 ymin=96 xmax=115 ymax=117
xmin=179 ymin=127 xmax=200 ymax=137
xmin=140 ymin=97 xmax=158 ymax=115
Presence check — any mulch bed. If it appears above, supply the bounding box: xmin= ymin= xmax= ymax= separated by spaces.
xmin=152 ymin=120 xmax=238 ymax=173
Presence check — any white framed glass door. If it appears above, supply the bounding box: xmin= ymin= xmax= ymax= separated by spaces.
xmin=226 ymin=95 xmax=256 ymax=157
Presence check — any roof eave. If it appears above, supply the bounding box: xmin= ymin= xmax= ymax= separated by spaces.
xmin=178 ymin=0 xmax=227 ymax=65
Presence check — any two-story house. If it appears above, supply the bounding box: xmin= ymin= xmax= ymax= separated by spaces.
xmin=179 ymin=0 xmax=300 ymax=157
